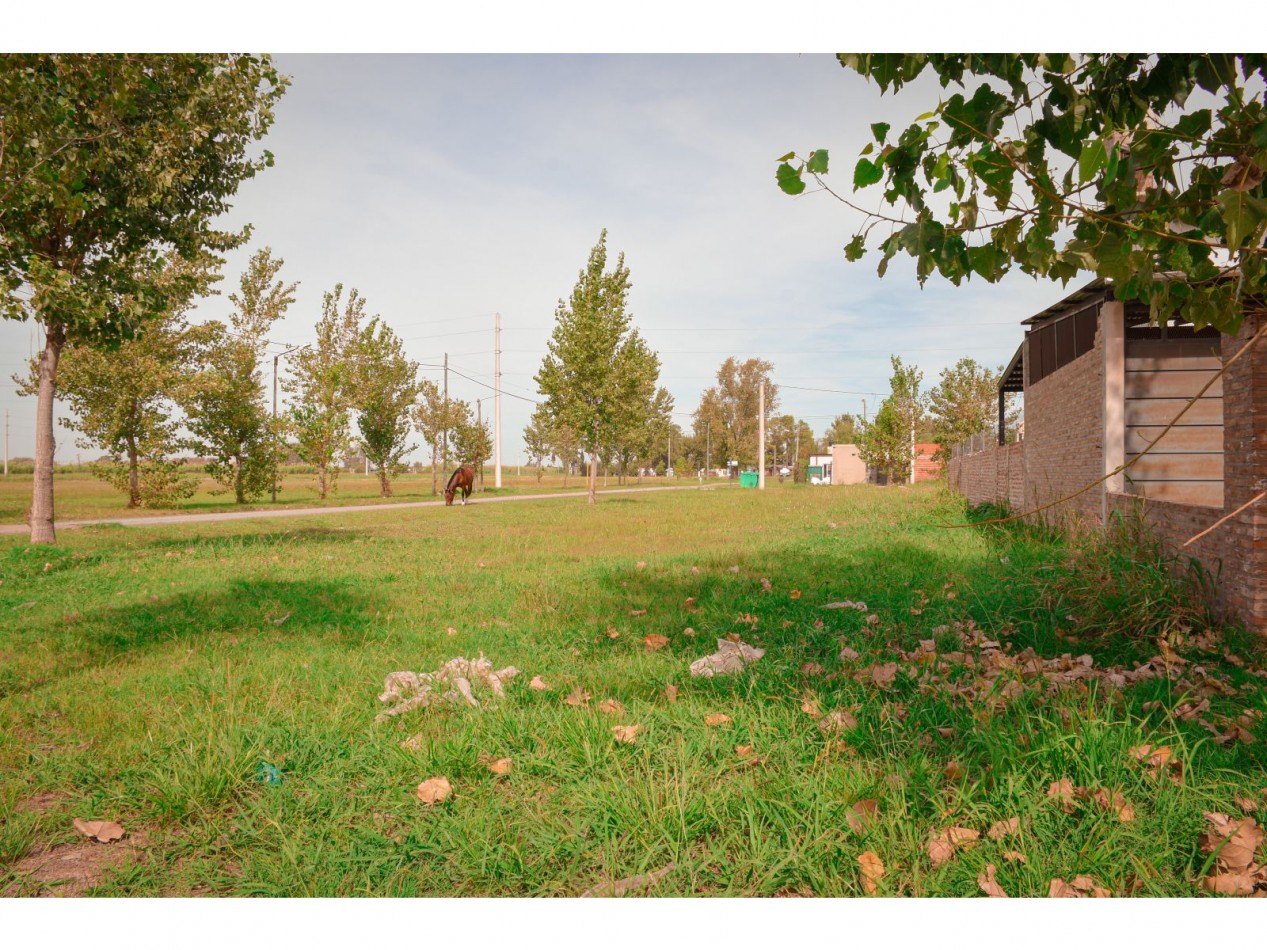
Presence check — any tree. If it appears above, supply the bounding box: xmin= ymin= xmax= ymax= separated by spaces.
xmin=286 ymin=284 xmax=365 ymax=499
xmin=451 ymin=401 xmax=493 ymax=484
xmin=777 ymin=54 xmax=1267 ymax=333
xmin=184 ymin=248 xmax=296 ymax=503
xmin=535 ymin=230 xmax=651 ymax=504
xmin=606 ymin=334 xmax=670 ymax=484
xmin=412 ymin=379 xmax=466 ymax=494
xmin=32 ymin=252 xmax=217 ymax=508
xmin=522 ymin=406 xmax=556 ymax=484
xmin=856 ymin=356 xmax=925 ymax=484
xmin=926 ymin=357 xmax=1020 ymax=459
xmin=823 ymin=413 xmax=859 ymax=449
xmin=353 ymin=317 xmax=420 ymax=497
xmin=0 ymin=54 xmax=287 ymax=543
xmin=694 ymin=357 xmax=778 ymax=469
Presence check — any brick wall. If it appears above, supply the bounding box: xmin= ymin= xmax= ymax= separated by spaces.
xmin=948 ymin=441 xmax=1025 ymax=510
xmin=1022 ymin=325 xmax=1106 ymax=527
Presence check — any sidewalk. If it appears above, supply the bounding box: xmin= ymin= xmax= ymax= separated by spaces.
xmin=0 ymin=483 xmax=724 ymax=536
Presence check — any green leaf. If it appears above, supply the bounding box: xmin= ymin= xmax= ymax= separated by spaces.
xmin=853 ymin=158 xmax=884 ymax=189
xmin=870 ymin=122 xmax=890 ymax=144
xmin=777 ymin=151 xmax=796 ymax=162
xmin=807 ymin=149 xmax=830 ymax=174
xmin=844 ymin=235 xmax=866 ymax=261
xmin=1217 ymin=190 xmax=1258 ymax=248
xmin=777 ymin=163 xmax=806 ymax=195
xmin=1078 ymin=139 xmax=1106 ymax=183
xmin=1103 ymin=143 xmax=1119 ymax=186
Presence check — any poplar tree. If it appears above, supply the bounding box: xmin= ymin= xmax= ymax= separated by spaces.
xmin=184 ymin=248 xmax=297 ymax=503
xmin=536 ymin=230 xmax=660 ymax=504
xmin=286 ymin=284 xmax=365 ymax=499
xmin=0 ymin=54 xmax=287 ymax=542
xmin=353 ymin=317 xmax=420 ymax=497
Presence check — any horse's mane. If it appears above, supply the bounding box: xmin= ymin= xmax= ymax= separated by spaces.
xmin=445 ymin=465 xmax=470 ymax=492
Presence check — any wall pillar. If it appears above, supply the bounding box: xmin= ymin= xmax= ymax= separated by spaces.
xmin=1102 ymin=301 xmax=1125 ymax=522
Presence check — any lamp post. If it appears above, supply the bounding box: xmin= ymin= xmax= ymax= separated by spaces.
xmin=272 ymin=343 xmax=310 ymax=503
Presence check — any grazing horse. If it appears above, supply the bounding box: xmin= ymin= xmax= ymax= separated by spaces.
xmin=444 ymin=464 xmax=476 ymax=506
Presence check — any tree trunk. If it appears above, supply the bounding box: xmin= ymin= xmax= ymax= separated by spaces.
xmin=318 ymin=462 xmax=329 ymax=499
xmin=30 ymin=322 xmax=65 ymax=544
xmin=379 ymin=466 xmax=392 ymax=497
xmin=234 ymin=455 xmax=246 ymax=504
xmin=587 ymin=449 xmax=597 ymax=505
xmin=430 ymin=447 xmax=438 ymax=496
xmin=126 ymin=434 xmax=140 ymax=508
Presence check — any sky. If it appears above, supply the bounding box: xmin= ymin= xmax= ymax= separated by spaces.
xmin=1 ymin=51 xmax=1079 ymax=468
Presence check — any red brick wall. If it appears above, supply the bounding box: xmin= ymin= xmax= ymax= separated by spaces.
xmin=948 ymin=441 xmax=1025 ymax=510
xmin=1023 ymin=325 xmax=1105 ymax=527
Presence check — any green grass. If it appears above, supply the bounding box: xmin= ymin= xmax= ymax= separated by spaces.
xmin=0 ymin=482 xmax=1263 ymax=896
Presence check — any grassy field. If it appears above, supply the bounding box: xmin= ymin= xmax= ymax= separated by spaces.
xmin=0 ymin=469 xmax=627 ymax=525
xmin=0 ymin=482 xmax=1264 ymax=897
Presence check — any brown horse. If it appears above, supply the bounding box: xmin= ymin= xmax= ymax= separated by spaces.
xmin=444 ymin=464 xmax=475 ymax=506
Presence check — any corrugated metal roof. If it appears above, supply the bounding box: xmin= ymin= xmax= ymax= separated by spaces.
xmin=1021 ymin=277 xmax=1111 ymax=325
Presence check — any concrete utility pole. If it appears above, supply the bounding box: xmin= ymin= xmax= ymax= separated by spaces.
xmin=494 ymin=312 xmax=502 ymax=489
xmin=272 ymin=343 xmax=310 ymax=503
xmin=442 ymin=353 xmax=449 ymax=474
xmin=758 ymin=379 xmax=766 ymax=490
xmin=705 ymin=421 xmax=711 ymax=477
xmin=668 ymin=434 xmax=672 ymax=473
xmin=4 ymin=410 xmax=8 ymax=476
xmin=794 ymin=429 xmax=800 ymax=483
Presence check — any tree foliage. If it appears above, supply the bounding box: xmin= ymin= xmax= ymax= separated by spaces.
xmin=855 ymin=356 xmax=925 ymax=483
xmin=353 ymin=317 xmax=420 ymax=497
xmin=693 ymin=357 xmax=778 ymax=469
xmin=0 ymin=54 xmax=287 ymax=541
xmin=412 ymin=379 xmax=466 ymax=495
xmin=286 ymin=284 xmax=365 ymax=499
xmin=535 ymin=230 xmax=660 ymax=503
xmin=778 ymin=54 xmax=1267 ymax=332
xmin=184 ymin=248 xmax=296 ymax=503
xmin=450 ymin=400 xmax=493 ymax=484
xmin=823 ymin=412 xmax=859 ymax=449
xmin=926 ymin=356 xmax=1021 ymax=458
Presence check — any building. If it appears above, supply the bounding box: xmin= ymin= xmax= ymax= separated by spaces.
xmin=948 ymin=279 xmax=1266 ymax=633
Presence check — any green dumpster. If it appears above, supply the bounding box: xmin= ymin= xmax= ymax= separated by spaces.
xmin=739 ymin=472 xmax=759 ymax=488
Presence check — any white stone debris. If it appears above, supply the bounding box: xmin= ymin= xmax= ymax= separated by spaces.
xmin=376 ymin=654 xmax=520 ymax=721
xmin=689 ymin=638 xmax=765 ymax=678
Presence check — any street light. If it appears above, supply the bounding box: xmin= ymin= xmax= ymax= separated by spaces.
xmin=272 ymin=343 xmax=310 ymax=503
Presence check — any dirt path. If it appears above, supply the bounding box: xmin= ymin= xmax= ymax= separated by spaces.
xmin=0 ymin=484 xmax=724 ymax=536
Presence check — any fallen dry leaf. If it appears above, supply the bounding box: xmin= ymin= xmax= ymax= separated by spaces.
xmin=73 ymin=819 xmax=125 ymax=843
xmin=736 ymin=744 xmax=754 ymax=757
xmin=839 ymin=647 xmax=860 ymax=662
xmin=529 ymin=675 xmax=548 ymax=691
xmin=858 ymin=851 xmax=885 ymax=895
xmin=790 ymin=589 xmax=802 ymax=600
xmin=846 ymin=799 xmax=879 ymax=832
xmin=1093 ymin=788 xmax=1135 ymax=822
xmin=818 ymin=710 xmax=858 ymax=733
xmin=684 ymin=597 xmax=698 ymax=613
xmin=400 ymin=734 xmax=424 ymax=751
xmin=415 ymin=777 xmax=452 ymax=806
xmin=636 ymin=561 xmax=647 ymax=569
xmin=1049 ymin=875 xmax=1111 ymax=898
xmin=978 ymin=863 xmax=1008 ymax=898
xmin=606 ymin=626 xmax=621 ymax=639
xmin=643 ymin=634 xmax=669 ymax=651
xmin=598 ymin=699 xmax=626 ymax=716
xmin=801 ymin=697 xmax=822 ymax=717
xmin=1203 ymin=871 xmax=1260 ymax=896
xmin=691 ymin=566 xmax=701 ymax=575
xmin=987 ymin=817 xmax=1020 ymax=840
xmin=704 ymin=713 xmax=732 ymax=727
xmin=629 ymin=609 xmax=647 ymax=617
xmin=1235 ymin=794 xmax=1259 ymax=813
xmin=869 ymin=663 xmax=898 ymax=688
xmin=728 ymin=565 xmax=740 ymax=574
xmin=1047 ymin=779 xmax=1079 ymax=814
xmin=564 ymin=688 xmax=592 ymax=707
xmin=683 ymin=627 xmax=696 ymax=637
xmin=1199 ymin=812 xmax=1263 ymax=873
xmin=801 ymin=662 xmax=825 ymax=677
xmin=943 ymin=761 xmax=963 ymax=782
xmin=760 ymin=578 xmax=773 ymax=592
xmin=927 ymin=827 xmax=979 ymax=868
xmin=483 ymin=756 xmax=512 ymax=775
xmin=612 ymin=724 xmax=643 ymax=744
xmin=1002 ymin=851 xmax=1027 ymax=864
xmin=664 ymin=684 xmax=678 ymax=704
xmin=937 ymin=727 xmax=955 ymax=739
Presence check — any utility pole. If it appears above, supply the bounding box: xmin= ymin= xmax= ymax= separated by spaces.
xmin=4 ymin=410 xmax=8 ymax=476
xmin=442 ymin=353 xmax=449 ymax=476
xmin=794 ymin=429 xmax=800 ymax=483
xmin=758 ymin=379 xmax=766 ymax=490
xmin=668 ymin=434 xmax=672 ymax=474
xmin=862 ymin=399 xmax=867 ymax=423
xmin=705 ymin=421 xmax=710 ymax=478
xmin=272 ymin=343 xmax=310 ymax=503
xmin=494 ymin=312 xmax=502 ymax=489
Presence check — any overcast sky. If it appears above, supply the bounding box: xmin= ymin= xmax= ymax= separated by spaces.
xmin=2 ymin=51 xmax=1086 ymax=467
